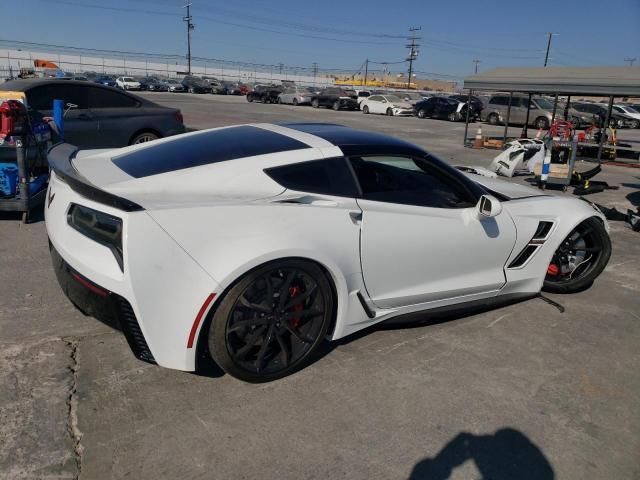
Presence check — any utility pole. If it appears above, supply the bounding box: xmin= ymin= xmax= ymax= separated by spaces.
xmin=472 ymin=59 xmax=481 ymax=74
xmin=406 ymin=27 xmax=421 ymax=89
xmin=183 ymin=2 xmax=194 ymax=74
xmin=279 ymin=63 xmax=284 ymax=75
xmin=363 ymin=59 xmax=369 ymax=86
xmin=543 ymin=32 xmax=557 ymax=67
xmin=312 ymin=62 xmax=318 ymax=86
xmin=624 ymin=57 xmax=637 ymax=67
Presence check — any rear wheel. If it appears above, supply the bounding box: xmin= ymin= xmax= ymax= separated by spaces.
xmin=293 ymin=98 xmax=298 ymax=106
xmin=208 ymin=259 xmax=334 ymax=382
xmin=312 ymin=99 xmax=319 ymax=108
xmin=542 ymin=217 xmax=611 ymax=293
xmin=247 ymin=95 xmax=253 ymax=102
xmin=630 ymin=119 xmax=640 ymax=129
xmin=332 ymin=101 xmax=340 ymax=111
xmin=386 ymin=108 xmax=394 ymax=116
xmin=130 ymin=131 xmax=159 ymax=145
xmin=448 ymin=112 xmax=457 ymax=121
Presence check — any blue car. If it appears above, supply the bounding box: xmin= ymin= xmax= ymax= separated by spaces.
xmin=94 ymin=75 xmax=117 ymax=88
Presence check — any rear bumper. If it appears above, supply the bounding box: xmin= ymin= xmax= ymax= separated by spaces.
xmin=50 ymin=242 xmax=156 ymax=363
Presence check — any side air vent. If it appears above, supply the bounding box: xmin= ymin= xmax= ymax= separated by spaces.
xmin=508 ymin=245 xmax=539 ymax=268
xmin=507 ymin=221 xmax=554 ymax=269
xmin=532 ymin=221 xmax=554 ymax=242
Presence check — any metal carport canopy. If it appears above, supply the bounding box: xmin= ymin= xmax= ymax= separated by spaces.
xmin=463 ymin=67 xmax=640 ymax=96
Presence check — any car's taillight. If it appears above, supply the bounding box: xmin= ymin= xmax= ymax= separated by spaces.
xmin=67 ymin=204 xmax=124 ymax=271
xmin=175 ymin=111 xmax=183 ymax=124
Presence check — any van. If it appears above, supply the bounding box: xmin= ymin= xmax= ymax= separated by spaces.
xmin=481 ymin=94 xmax=557 ymax=129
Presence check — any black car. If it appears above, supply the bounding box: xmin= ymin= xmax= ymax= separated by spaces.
xmin=140 ymin=77 xmax=168 ymax=92
xmin=311 ymin=87 xmax=358 ymax=110
xmin=0 ymin=79 xmax=185 ymax=148
xmin=182 ymin=75 xmax=212 ymax=94
xmin=246 ymin=84 xmax=284 ymax=103
xmin=414 ymin=96 xmax=471 ymax=121
xmin=449 ymin=94 xmax=483 ymax=118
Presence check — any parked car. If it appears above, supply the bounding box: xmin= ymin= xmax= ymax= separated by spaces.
xmin=46 ymin=122 xmax=611 ymax=382
xmin=166 ymin=78 xmax=185 ymax=92
xmin=449 ymin=94 xmax=484 ymax=118
xmin=481 ymin=95 xmax=584 ymax=129
xmin=277 ymin=86 xmax=315 ymax=105
xmin=612 ymin=105 xmax=640 ymax=128
xmin=355 ymin=90 xmax=371 ymax=108
xmin=399 ymin=91 xmax=428 ymax=106
xmin=246 ymin=84 xmax=284 ymax=103
xmin=361 ymin=94 xmax=414 ymax=116
xmin=1 ymin=79 xmax=184 ymax=148
xmin=116 ymin=76 xmax=141 ymax=91
xmin=139 ymin=77 xmax=168 ymax=92
xmin=94 ymin=75 xmax=117 ymax=88
xmin=571 ymin=102 xmax=635 ymax=129
xmin=311 ymin=87 xmax=358 ymax=110
xmin=182 ymin=75 xmax=212 ymax=94
xmin=414 ymin=96 xmax=473 ymax=121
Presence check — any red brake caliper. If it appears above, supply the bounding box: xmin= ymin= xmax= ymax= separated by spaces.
xmin=547 ymin=263 xmax=560 ymax=276
xmin=288 ymin=285 xmax=303 ymax=329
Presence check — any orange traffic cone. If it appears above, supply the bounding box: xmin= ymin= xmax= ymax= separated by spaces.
xmin=473 ymin=126 xmax=484 ymax=148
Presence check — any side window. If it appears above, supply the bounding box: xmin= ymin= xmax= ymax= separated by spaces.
xmin=349 ymin=155 xmax=475 ymax=209
xmin=27 ymin=84 xmax=88 ymax=111
xmin=369 ymin=95 xmax=381 ymax=102
xmin=264 ymin=157 xmax=359 ymax=197
xmin=88 ymin=87 xmax=139 ymax=108
xmin=490 ymin=96 xmax=506 ymax=106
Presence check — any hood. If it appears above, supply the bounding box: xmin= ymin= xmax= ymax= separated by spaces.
xmin=463 ymin=173 xmax=546 ymax=199
xmin=391 ymin=101 xmax=413 ymax=109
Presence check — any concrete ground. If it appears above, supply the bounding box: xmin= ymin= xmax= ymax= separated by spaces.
xmin=1 ymin=93 xmax=639 ymax=480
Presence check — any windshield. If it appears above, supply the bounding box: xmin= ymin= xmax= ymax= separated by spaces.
xmin=621 ymin=106 xmax=639 ymax=114
xmin=404 ymin=93 xmax=422 ymax=100
xmin=386 ymin=95 xmax=403 ymax=103
xmin=123 ymin=77 xmax=135 ymax=82
xmin=534 ymin=98 xmax=555 ymax=109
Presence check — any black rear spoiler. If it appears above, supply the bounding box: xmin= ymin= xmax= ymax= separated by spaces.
xmin=48 ymin=143 xmax=144 ymax=212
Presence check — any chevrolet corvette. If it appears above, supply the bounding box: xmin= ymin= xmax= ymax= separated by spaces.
xmin=46 ymin=123 xmax=611 ymax=382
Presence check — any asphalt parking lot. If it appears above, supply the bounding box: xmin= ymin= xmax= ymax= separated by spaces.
xmin=1 ymin=93 xmax=639 ymax=480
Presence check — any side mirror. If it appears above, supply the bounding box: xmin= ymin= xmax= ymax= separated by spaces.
xmin=477 ymin=194 xmax=502 ymax=218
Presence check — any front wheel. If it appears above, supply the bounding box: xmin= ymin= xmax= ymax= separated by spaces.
xmin=208 ymin=259 xmax=334 ymax=382
xmin=312 ymin=99 xmax=319 ymax=108
xmin=487 ymin=113 xmax=499 ymax=125
xmin=417 ymin=108 xmax=426 ymax=119
xmin=332 ymin=101 xmax=340 ymax=111
xmin=535 ymin=116 xmax=550 ymax=130
xmin=448 ymin=112 xmax=458 ymax=122
xmin=362 ymin=105 xmax=369 ymax=114
xmin=630 ymin=119 xmax=640 ymax=129
xmin=130 ymin=131 xmax=159 ymax=145
xmin=386 ymin=108 xmax=393 ymax=116
xmin=542 ymin=217 xmax=611 ymax=294
xmin=293 ymin=98 xmax=298 ymax=106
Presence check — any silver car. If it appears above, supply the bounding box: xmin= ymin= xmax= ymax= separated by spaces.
xmin=166 ymin=79 xmax=185 ymax=92
xmin=277 ymin=86 xmax=316 ymax=105
xmin=482 ymin=94 xmax=584 ymax=130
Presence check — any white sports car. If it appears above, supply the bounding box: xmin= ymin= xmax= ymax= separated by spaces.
xmin=46 ymin=123 xmax=611 ymax=382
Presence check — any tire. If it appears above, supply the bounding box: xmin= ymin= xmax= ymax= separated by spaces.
xmin=417 ymin=108 xmax=426 ymax=119
xmin=332 ymin=101 xmax=340 ymax=111
xmin=362 ymin=105 xmax=369 ymax=114
xmin=542 ymin=217 xmax=611 ymax=294
xmin=293 ymin=98 xmax=298 ymax=106
xmin=130 ymin=131 xmax=159 ymax=145
xmin=448 ymin=112 xmax=457 ymax=122
xmin=386 ymin=108 xmax=393 ymax=116
xmin=312 ymin=99 xmax=319 ymax=108
xmin=208 ymin=259 xmax=334 ymax=382
xmin=247 ymin=95 xmax=253 ymax=102
xmin=535 ymin=116 xmax=549 ymax=130
xmin=188 ymin=87 xmax=195 ymax=94
xmin=487 ymin=113 xmax=499 ymax=125
xmin=630 ymin=120 xmax=640 ymax=129
xmin=277 ymin=97 xmax=282 ymax=104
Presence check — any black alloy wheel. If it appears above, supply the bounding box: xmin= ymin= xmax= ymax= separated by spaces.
xmin=543 ymin=217 xmax=611 ymax=293
xmin=208 ymin=260 xmax=334 ymax=382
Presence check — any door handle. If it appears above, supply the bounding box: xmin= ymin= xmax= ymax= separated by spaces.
xmin=349 ymin=211 xmax=362 ymax=225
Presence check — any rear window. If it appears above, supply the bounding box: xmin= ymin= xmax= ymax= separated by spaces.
xmin=27 ymin=84 xmax=89 ymax=111
xmin=112 ymin=126 xmax=309 ymax=178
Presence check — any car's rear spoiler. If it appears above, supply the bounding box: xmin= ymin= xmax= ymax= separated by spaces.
xmin=48 ymin=143 xmax=144 ymax=212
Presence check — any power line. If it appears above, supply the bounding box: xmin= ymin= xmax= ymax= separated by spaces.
xmin=406 ymin=27 xmax=421 ymax=89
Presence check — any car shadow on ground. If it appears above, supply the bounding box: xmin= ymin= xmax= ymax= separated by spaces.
xmin=622 ymin=182 xmax=640 ymax=206
xmin=408 ymin=428 xmax=555 ymax=480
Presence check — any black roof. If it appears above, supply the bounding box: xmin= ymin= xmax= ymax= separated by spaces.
xmin=0 ymin=78 xmax=99 ymax=91
xmin=281 ymin=123 xmax=420 ymax=152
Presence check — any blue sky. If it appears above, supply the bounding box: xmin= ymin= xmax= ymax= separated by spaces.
xmin=7 ymin=0 xmax=640 ymax=80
